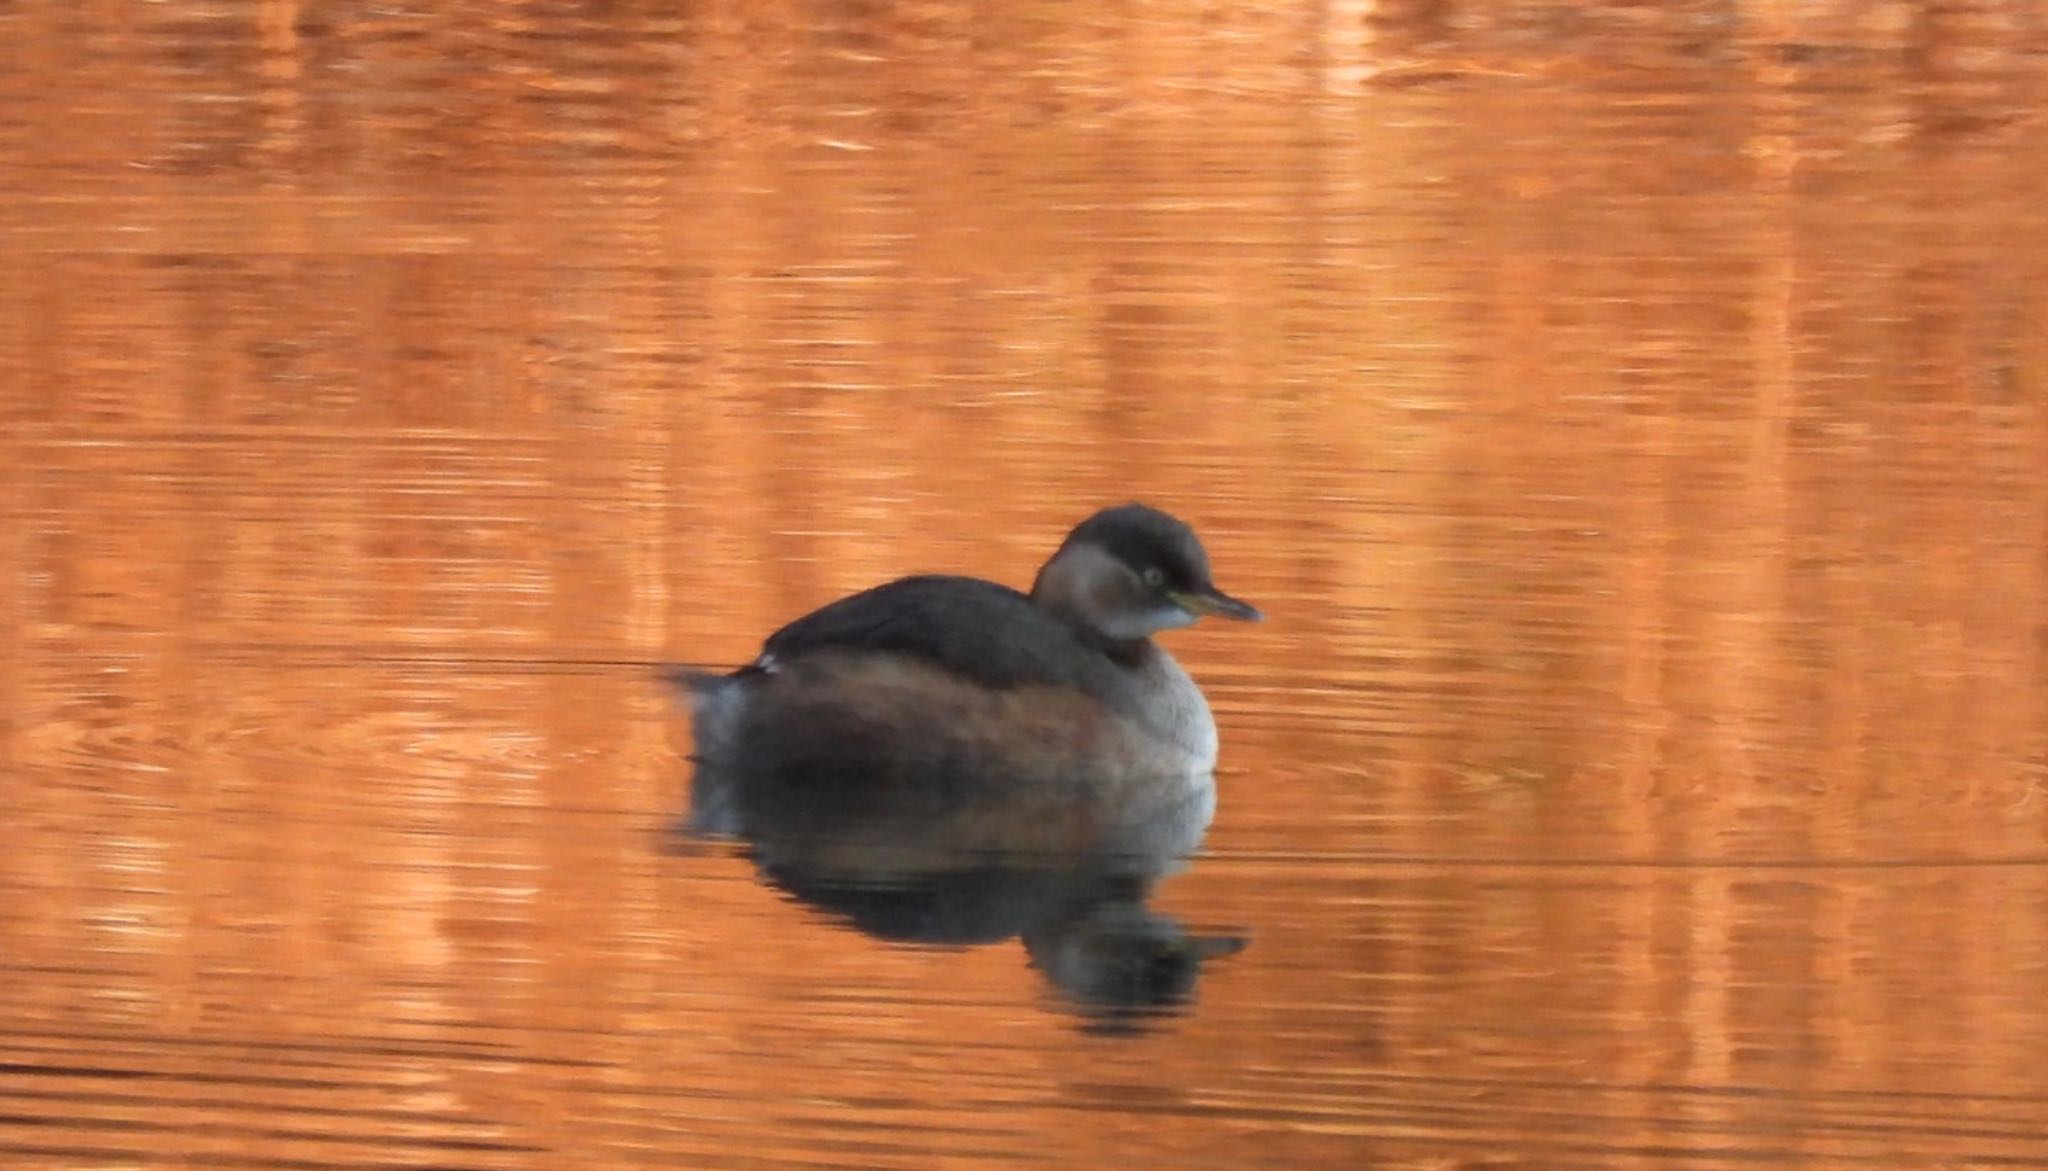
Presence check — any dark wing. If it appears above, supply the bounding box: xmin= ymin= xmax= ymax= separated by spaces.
xmin=759 ymin=575 xmax=1095 ymax=690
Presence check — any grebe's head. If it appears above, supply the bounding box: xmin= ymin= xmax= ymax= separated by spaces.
xmin=1031 ymin=503 xmax=1262 ymax=642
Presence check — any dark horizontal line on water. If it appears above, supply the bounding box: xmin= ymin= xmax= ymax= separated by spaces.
xmin=60 ymin=645 xmax=682 ymax=674
xmin=0 ymin=1040 xmax=611 ymax=1079
xmin=0 ymin=1061 xmax=418 ymax=1095
xmin=0 ymin=963 xmax=137 ymax=979
xmin=8 ymin=424 xmax=561 ymax=447
xmin=590 ymin=1106 xmax=1032 ymax=1151
xmin=606 ymin=1141 xmax=977 ymax=1171
xmin=0 ymin=1042 xmax=609 ymax=1082
xmin=1241 ymin=1064 xmax=2048 ymax=1109
xmin=1163 ymin=1079 xmax=2048 ymax=1149
xmin=1070 ymin=1097 xmax=2048 ymax=1161
xmin=0 ymin=1024 xmax=606 ymax=1069
xmin=0 ymin=1108 xmax=540 ymax=1153
xmin=0 ymin=1058 xmax=551 ymax=1098
xmin=630 ymin=1125 xmax=1018 ymax=1166
xmin=0 ymin=1084 xmax=504 ymax=1129
xmin=34 ymin=646 xmax=684 ymax=676
xmin=0 ymin=1111 xmax=157 ymax=1135
xmin=1208 ymin=849 xmax=2048 ymax=871
xmin=1057 ymin=1095 xmax=2047 ymax=1165
xmin=573 ymin=1078 xmax=1966 ymax=1167
xmin=0 ymin=1139 xmax=521 ymax=1171
xmin=344 ymin=655 xmax=677 ymax=673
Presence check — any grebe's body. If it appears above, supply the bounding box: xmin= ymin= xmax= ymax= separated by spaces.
xmin=678 ymin=504 xmax=1259 ymax=858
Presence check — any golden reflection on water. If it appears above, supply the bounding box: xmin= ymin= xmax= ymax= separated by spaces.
xmin=3 ymin=3 xmax=2047 ymax=1168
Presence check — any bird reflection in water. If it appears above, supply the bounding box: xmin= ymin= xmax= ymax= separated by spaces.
xmin=674 ymin=736 xmax=1246 ymax=1031
xmin=667 ymin=505 xmax=1259 ymax=1028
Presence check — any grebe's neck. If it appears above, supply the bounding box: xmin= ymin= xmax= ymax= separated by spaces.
xmin=1030 ymin=543 xmax=1161 ymax=661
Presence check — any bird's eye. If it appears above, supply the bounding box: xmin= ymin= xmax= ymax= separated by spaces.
xmin=1141 ymin=566 xmax=1165 ymax=588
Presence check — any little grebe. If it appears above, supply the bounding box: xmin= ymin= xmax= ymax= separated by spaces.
xmin=676 ymin=503 xmax=1260 ymax=857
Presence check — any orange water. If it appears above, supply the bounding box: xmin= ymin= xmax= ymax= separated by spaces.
xmin=3 ymin=4 xmax=2045 ymax=1168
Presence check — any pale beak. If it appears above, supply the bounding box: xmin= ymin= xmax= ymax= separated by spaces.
xmin=1170 ymin=585 xmax=1263 ymax=622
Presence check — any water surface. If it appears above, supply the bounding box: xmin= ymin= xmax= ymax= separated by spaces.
xmin=3 ymin=4 xmax=2046 ymax=1168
